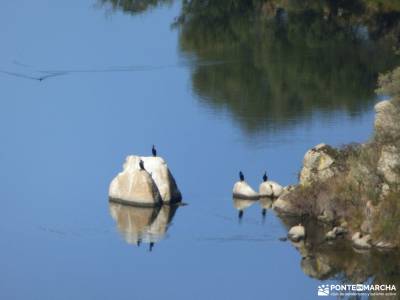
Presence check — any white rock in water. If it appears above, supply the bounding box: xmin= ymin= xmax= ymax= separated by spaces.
xmin=288 ymin=224 xmax=305 ymax=242
xmin=232 ymin=181 xmax=259 ymax=199
xmin=259 ymin=181 xmax=283 ymax=197
xmin=109 ymin=168 xmax=162 ymax=206
xmin=110 ymin=155 xmax=182 ymax=205
xmin=351 ymin=232 xmax=372 ymax=249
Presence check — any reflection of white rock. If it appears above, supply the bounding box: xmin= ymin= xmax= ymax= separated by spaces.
xmin=109 ymin=168 xmax=162 ymax=207
xmin=109 ymin=202 xmax=178 ymax=246
xmin=232 ymin=181 xmax=259 ymax=199
xmin=259 ymin=181 xmax=283 ymax=197
xmin=259 ymin=197 xmax=273 ymax=210
xmin=109 ymin=155 xmax=182 ymax=205
xmin=288 ymin=224 xmax=305 ymax=242
xmin=233 ymin=197 xmax=258 ymax=211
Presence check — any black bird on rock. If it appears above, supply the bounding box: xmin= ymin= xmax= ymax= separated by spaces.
xmin=152 ymin=145 xmax=157 ymax=157
xmin=239 ymin=171 xmax=244 ymax=181
xmin=139 ymin=159 xmax=145 ymax=171
xmin=263 ymin=172 xmax=268 ymax=182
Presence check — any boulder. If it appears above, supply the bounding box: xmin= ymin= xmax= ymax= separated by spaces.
xmin=122 ymin=156 xmax=182 ymax=203
xmin=109 ymin=168 xmax=162 ymax=207
xmin=259 ymin=181 xmax=283 ymax=197
xmin=377 ymin=145 xmax=400 ymax=184
xmin=109 ymin=155 xmax=182 ymax=205
xmin=374 ymin=100 xmax=400 ymax=141
xmin=299 ymin=143 xmax=337 ymax=185
xmin=288 ymin=224 xmax=306 ymax=242
xmin=325 ymin=226 xmax=347 ymax=240
xmin=351 ymin=232 xmax=372 ymax=249
xmin=232 ymin=181 xmax=259 ymax=199
xmin=272 ymin=186 xmax=298 ymax=215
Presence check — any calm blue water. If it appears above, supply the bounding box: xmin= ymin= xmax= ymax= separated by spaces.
xmin=0 ymin=1 xmax=391 ymax=299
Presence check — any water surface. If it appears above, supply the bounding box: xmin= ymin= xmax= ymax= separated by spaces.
xmin=0 ymin=1 xmax=399 ymax=299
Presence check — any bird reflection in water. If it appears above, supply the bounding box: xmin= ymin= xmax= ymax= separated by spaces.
xmin=109 ymin=202 xmax=179 ymax=252
xmin=232 ymin=197 xmax=258 ymax=223
xmin=259 ymin=197 xmax=273 ymax=223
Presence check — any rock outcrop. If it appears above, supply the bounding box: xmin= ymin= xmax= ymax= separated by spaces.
xmin=109 ymin=155 xmax=182 ymax=206
xmin=299 ymin=143 xmax=338 ymax=185
xmin=274 ymin=91 xmax=400 ymax=249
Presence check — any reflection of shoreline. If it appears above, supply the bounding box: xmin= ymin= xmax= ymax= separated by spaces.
xmin=278 ymin=216 xmax=400 ymax=288
xmin=109 ymin=202 xmax=179 ymax=250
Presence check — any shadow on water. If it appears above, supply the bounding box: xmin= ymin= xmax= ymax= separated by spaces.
xmin=109 ymin=202 xmax=180 ymax=251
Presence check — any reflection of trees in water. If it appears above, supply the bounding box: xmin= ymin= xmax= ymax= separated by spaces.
xmin=177 ymin=0 xmax=400 ymax=133
xmin=280 ymin=216 xmax=400 ymax=290
xmin=98 ymin=0 xmax=172 ymax=14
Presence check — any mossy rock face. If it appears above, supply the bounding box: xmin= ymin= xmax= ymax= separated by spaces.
xmin=299 ymin=144 xmax=338 ymax=185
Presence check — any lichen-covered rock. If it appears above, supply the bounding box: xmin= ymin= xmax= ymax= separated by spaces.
xmin=232 ymin=181 xmax=259 ymax=199
xmin=299 ymin=143 xmax=337 ymax=185
xmin=122 ymin=156 xmax=182 ymax=203
xmin=377 ymin=145 xmax=400 ymax=184
xmin=259 ymin=181 xmax=283 ymax=197
xmin=288 ymin=224 xmax=306 ymax=242
xmin=272 ymin=186 xmax=298 ymax=215
xmin=374 ymin=100 xmax=400 ymax=141
xmin=109 ymin=168 xmax=162 ymax=207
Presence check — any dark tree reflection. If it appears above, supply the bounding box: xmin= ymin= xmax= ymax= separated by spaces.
xmin=177 ymin=0 xmax=400 ymax=133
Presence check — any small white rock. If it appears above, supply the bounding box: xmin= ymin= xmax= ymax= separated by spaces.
xmin=351 ymin=232 xmax=372 ymax=249
xmin=232 ymin=181 xmax=259 ymax=199
xmin=288 ymin=224 xmax=306 ymax=242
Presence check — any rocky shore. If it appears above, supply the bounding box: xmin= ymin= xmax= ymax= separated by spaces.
xmin=274 ymin=67 xmax=400 ymax=250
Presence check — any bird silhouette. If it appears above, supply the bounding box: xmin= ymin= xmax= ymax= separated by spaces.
xmin=239 ymin=171 xmax=244 ymax=181
xmin=238 ymin=210 xmax=244 ymax=220
xmin=139 ymin=160 xmax=145 ymax=171
xmin=263 ymin=172 xmax=268 ymax=182
xmin=152 ymin=145 xmax=157 ymax=157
